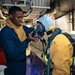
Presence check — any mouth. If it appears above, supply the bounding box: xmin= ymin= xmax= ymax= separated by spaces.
xmin=20 ymin=22 xmax=24 ymax=25
xmin=19 ymin=21 xmax=23 ymax=25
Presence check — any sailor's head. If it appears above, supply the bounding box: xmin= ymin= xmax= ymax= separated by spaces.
xmin=33 ymin=14 xmax=56 ymax=38
xmin=8 ymin=6 xmax=23 ymax=27
xmin=35 ymin=14 xmax=57 ymax=40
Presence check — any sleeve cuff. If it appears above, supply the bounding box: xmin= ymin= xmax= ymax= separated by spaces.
xmin=25 ymin=38 xmax=30 ymax=44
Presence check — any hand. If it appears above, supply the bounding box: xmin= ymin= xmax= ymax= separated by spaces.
xmin=28 ymin=31 xmax=39 ymax=42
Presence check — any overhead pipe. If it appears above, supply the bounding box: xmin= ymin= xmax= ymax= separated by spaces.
xmin=72 ymin=9 xmax=74 ymax=30
xmin=55 ymin=9 xmax=74 ymax=19
xmin=2 ymin=4 xmax=50 ymax=9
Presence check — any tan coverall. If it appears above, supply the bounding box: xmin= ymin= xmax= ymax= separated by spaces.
xmin=50 ymin=34 xmax=73 ymax=75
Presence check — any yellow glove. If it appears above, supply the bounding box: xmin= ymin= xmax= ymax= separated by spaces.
xmin=70 ymin=57 xmax=73 ymax=66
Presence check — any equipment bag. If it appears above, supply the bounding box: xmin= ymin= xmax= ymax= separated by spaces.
xmin=43 ymin=31 xmax=75 ymax=75
xmin=62 ymin=33 xmax=75 ymax=75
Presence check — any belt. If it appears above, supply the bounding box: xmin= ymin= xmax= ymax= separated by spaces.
xmin=7 ymin=58 xmax=26 ymax=62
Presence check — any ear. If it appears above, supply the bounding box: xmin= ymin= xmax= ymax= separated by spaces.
xmin=9 ymin=14 xmax=13 ymax=18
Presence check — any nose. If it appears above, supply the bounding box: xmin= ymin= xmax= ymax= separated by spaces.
xmin=19 ymin=17 xmax=23 ymax=22
xmin=19 ymin=17 xmax=23 ymax=20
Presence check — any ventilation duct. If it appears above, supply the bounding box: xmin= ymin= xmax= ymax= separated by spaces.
xmin=0 ymin=0 xmax=52 ymax=20
xmin=1 ymin=0 xmax=50 ymax=9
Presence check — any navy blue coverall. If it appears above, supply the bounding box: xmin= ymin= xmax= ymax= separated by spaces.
xmin=0 ymin=26 xmax=34 ymax=75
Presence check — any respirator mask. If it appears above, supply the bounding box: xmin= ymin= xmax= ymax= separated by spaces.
xmin=32 ymin=21 xmax=45 ymax=38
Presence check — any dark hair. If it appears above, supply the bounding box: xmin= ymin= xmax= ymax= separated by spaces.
xmin=9 ymin=6 xmax=23 ymax=15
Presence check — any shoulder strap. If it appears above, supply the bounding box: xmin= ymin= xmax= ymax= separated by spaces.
xmin=46 ymin=28 xmax=61 ymax=54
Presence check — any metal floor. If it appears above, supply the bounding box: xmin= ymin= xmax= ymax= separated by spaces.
xmin=26 ymin=56 xmax=41 ymax=75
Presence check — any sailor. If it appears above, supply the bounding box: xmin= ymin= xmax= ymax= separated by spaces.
xmin=0 ymin=6 xmax=39 ymax=75
xmin=38 ymin=13 xmax=73 ymax=75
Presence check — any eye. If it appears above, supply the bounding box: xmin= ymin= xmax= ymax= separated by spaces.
xmin=17 ymin=16 xmax=23 ymax=19
xmin=17 ymin=17 xmax=20 ymax=18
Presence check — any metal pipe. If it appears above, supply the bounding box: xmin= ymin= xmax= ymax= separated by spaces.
xmin=31 ymin=6 xmax=50 ymax=9
xmin=2 ymin=4 xmax=50 ymax=9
